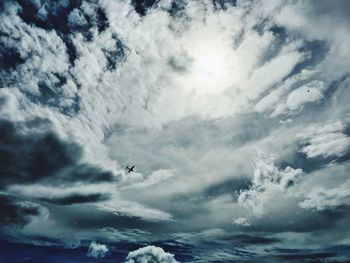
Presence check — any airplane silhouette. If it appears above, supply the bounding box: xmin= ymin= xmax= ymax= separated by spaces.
xmin=126 ymin=165 xmax=135 ymax=173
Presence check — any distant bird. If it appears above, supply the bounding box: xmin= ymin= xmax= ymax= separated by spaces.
xmin=126 ymin=165 xmax=135 ymax=173
xmin=307 ymin=89 xmax=310 ymax=92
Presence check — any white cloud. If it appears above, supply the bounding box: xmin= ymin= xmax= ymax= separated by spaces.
xmin=238 ymin=154 xmax=303 ymax=217
xmin=68 ymin=8 xmax=88 ymax=28
xmin=297 ymin=121 xmax=350 ymax=159
xmin=86 ymin=241 xmax=109 ymax=258
xmin=7 ymin=183 xmax=113 ymax=200
xmin=118 ymin=169 xmax=177 ymax=189
xmin=0 ymin=3 xmax=70 ymax=95
xmin=245 ymin=47 xmax=305 ymax=102
xmin=286 ymin=81 xmax=324 ymax=111
xmin=125 ymin=245 xmax=179 ymax=263
xmin=299 ymin=180 xmax=350 ymax=211
xmin=98 ymin=200 xmax=173 ymax=222
xmin=270 ymin=80 xmax=326 ymax=117
xmin=233 ymin=217 xmax=250 ymax=226
xmin=254 ymin=68 xmax=317 ymax=114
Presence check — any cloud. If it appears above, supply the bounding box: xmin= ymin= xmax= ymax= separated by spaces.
xmin=0 ymin=118 xmax=115 ymax=189
xmin=125 ymin=245 xmax=179 ymax=263
xmin=237 ymin=153 xmax=303 ymax=217
xmin=297 ymin=121 xmax=350 ymax=159
xmin=0 ymin=1 xmax=74 ymax=112
xmin=286 ymin=81 xmax=325 ymax=111
xmin=39 ymin=193 xmax=110 ymax=206
xmin=233 ymin=234 xmax=280 ymax=245
xmin=130 ymin=0 xmax=159 ymax=16
xmin=1 ymin=0 xmax=350 ymax=260
xmin=118 ymin=169 xmax=177 ymax=189
xmin=86 ymin=241 xmax=109 ymax=258
xmin=299 ymin=180 xmax=350 ymax=211
xmin=233 ymin=217 xmax=250 ymax=226
xmin=98 ymin=199 xmax=173 ymax=222
xmin=7 ymin=183 xmax=113 ymax=204
xmin=271 ymin=80 xmax=326 ymax=117
xmin=0 ymin=195 xmax=45 ymax=228
xmin=99 ymin=227 xmax=152 ymax=243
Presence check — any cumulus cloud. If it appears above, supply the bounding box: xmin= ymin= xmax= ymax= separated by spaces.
xmin=0 ymin=2 xmax=73 ymax=111
xmin=238 ymin=154 xmax=303 ymax=217
xmin=86 ymin=241 xmax=109 ymax=258
xmin=125 ymin=245 xmax=179 ymax=263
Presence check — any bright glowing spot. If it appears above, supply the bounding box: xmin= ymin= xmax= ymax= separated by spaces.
xmin=175 ymin=29 xmax=241 ymax=98
xmin=194 ymin=55 xmax=224 ymax=81
xmin=185 ymin=47 xmax=239 ymax=96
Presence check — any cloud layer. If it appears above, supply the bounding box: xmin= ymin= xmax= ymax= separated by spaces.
xmin=1 ymin=0 xmax=350 ymax=262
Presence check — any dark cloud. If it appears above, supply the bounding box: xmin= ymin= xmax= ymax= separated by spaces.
xmin=15 ymin=0 xmax=108 ymax=37
xmin=310 ymin=0 xmax=350 ymax=22
xmin=0 ymin=239 xmax=119 ymax=263
xmin=103 ymin=36 xmax=127 ymax=71
xmin=277 ymin=252 xmax=336 ymax=261
xmin=269 ymin=247 xmax=350 ymax=262
xmin=62 ymin=207 xmax=167 ymax=232
xmin=168 ymin=0 xmax=186 ymax=17
xmin=39 ymin=193 xmax=110 ymax=206
xmin=0 ymin=118 xmax=115 ymax=189
xmin=232 ymin=234 xmax=280 ymax=245
xmin=212 ymin=0 xmax=237 ymax=10
xmin=168 ymin=56 xmax=192 ymax=73
xmin=277 ymin=152 xmax=327 ymax=173
xmin=0 ymin=46 xmax=24 ymax=73
xmin=292 ymin=40 xmax=329 ymax=74
xmin=131 ymin=0 xmax=158 ymax=16
xmin=0 ymin=195 xmax=42 ymax=227
xmin=203 ymin=178 xmax=251 ymax=199
xmin=248 ymin=208 xmax=348 ymax=234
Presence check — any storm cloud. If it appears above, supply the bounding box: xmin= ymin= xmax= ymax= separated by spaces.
xmin=0 ymin=195 xmax=45 ymax=227
xmin=0 ymin=118 xmax=115 ymax=189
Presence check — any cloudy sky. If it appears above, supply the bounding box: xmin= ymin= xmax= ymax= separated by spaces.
xmin=1 ymin=0 xmax=350 ymax=262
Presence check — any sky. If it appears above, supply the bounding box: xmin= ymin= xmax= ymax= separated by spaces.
xmin=1 ymin=0 xmax=350 ymax=262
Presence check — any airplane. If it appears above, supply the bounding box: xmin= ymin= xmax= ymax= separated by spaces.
xmin=126 ymin=165 xmax=135 ymax=173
